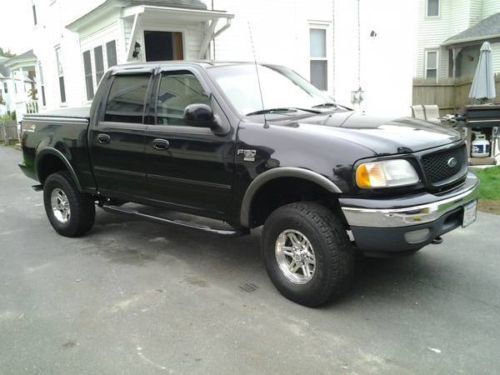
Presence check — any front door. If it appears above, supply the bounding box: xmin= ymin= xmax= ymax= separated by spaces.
xmin=144 ymin=31 xmax=184 ymax=61
xmin=144 ymin=69 xmax=235 ymax=217
xmin=89 ymin=72 xmax=153 ymax=199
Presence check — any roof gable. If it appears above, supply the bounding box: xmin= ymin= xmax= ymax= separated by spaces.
xmin=67 ymin=0 xmax=208 ymax=31
xmin=443 ymin=12 xmax=500 ymax=46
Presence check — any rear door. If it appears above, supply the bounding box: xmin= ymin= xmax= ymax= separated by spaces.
xmin=144 ymin=68 xmax=235 ymax=217
xmin=89 ymin=71 xmax=153 ymax=199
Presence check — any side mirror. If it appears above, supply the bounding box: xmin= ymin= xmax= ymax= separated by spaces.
xmin=183 ymin=103 xmax=229 ymax=135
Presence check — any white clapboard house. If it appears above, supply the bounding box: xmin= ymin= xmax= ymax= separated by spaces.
xmin=28 ymin=0 xmax=416 ymax=116
xmin=0 ymin=51 xmax=38 ymax=119
xmin=416 ymin=0 xmax=500 ymax=81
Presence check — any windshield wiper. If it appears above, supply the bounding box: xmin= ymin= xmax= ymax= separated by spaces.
xmin=246 ymin=107 xmax=321 ymax=116
xmin=313 ymin=102 xmax=353 ymax=111
xmin=312 ymin=102 xmax=338 ymax=109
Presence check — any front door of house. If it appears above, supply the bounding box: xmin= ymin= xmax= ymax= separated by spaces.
xmin=144 ymin=31 xmax=184 ymax=61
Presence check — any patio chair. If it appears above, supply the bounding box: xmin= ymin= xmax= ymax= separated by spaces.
xmin=423 ymin=105 xmax=441 ymax=124
xmin=411 ymin=105 xmax=426 ymax=120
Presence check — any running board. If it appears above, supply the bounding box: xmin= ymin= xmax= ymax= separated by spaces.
xmin=101 ymin=204 xmax=248 ymax=237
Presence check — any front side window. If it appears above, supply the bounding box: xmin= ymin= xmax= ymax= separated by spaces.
xmin=310 ymin=28 xmax=328 ymax=91
xmin=156 ymin=70 xmax=209 ymax=126
xmin=104 ymin=74 xmax=151 ymax=123
xmin=427 ymin=0 xmax=439 ymax=17
xmin=425 ymin=50 xmax=438 ymax=80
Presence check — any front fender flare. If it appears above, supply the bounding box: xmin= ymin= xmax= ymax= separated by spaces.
xmin=35 ymin=148 xmax=82 ymax=191
xmin=239 ymin=167 xmax=342 ymax=228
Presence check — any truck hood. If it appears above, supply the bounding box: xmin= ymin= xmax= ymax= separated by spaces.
xmin=288 ymin=111 xmax=461 ymax=155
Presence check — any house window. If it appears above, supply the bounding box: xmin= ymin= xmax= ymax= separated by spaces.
xmin=94 ymin=46 xmax=104 ymax=85
xmin=427 ymin=0 xmax=439 ymax=17
xmin=425 ymin=50 xmax=438 ymax=80
xmin=55 ymin=46 xmax=66 ymax=103
xmin=106 ymin=40 xmax=117 ymax=67
xmin=32 ymin=4 xmax=37 ymax=25
xmin=3 ymin=82 xmax=8 ymax=94
xmin=104 ymin=74 xmax=151 ymax=123
xmin=38 ymin=63 xmax=46 ymax=106
xmin=83 ymin=50 xmax=94 ymax=100
xmin=309 ymin=28 xmax=328 ymax=91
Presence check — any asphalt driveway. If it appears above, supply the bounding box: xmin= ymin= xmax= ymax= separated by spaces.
xmin=1 ymin=145 xmax=500 ymax=374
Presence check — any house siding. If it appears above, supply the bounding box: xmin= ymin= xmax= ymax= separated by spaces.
xmin=481 ymin=0 xmax=500 ymax=18
xmin=209 ymin=0 xmax=335 ymax=95
xmin=416 ymin=0 xmax=452 ymax=79
xmin=29 ymin=0 xmax=417 ymax=116
xmin=416 ymin=0 xmax=500 ymax=81
xmin=491 ymin=42 xmax=500 ymax=74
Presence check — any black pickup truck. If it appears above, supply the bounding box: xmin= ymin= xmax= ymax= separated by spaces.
xmin=20 ymin=62 xmax=479 ymax=306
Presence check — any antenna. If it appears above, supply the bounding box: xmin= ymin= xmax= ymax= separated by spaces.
xmin=247 ymin=21 xmax=268 ymax=128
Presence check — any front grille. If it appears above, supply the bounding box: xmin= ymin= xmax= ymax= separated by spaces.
xmin=421 ymin=145 xmax=467 ymax=185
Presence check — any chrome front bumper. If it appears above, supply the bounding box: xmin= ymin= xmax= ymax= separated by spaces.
xmin=340 ymin=172 xmax=480 ymax=228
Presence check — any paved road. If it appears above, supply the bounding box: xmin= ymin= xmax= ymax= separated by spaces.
xmin=1 ymin=145 xmax=499 ymax=374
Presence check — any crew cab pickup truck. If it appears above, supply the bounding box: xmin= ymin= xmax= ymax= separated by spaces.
xmin=19 ymin=62 xmax=479 ymax=306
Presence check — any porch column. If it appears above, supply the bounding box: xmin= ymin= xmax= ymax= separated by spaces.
xmin=451 ymin=47 xmax=462 ymax=79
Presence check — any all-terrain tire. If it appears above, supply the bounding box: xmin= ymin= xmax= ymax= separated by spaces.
xmin=43 ymin=171 xmax=95 ymax=237
xmin=262 ymin=202 xmax=355 ymax=307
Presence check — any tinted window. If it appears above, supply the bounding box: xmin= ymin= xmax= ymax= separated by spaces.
xmin=105 ymin=75 xmax=150 ymax=123
xmin=156 ymin=70 xmax=209 ymax=126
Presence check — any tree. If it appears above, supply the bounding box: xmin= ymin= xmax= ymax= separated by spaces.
xmin=0 ymin=47 xmax=15 ymax=58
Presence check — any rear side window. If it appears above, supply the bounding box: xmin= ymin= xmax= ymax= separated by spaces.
xmin=104 ymin=74 xmax=151 ymax=123
xmin=156 ymin=70 xmax=209 ymax=126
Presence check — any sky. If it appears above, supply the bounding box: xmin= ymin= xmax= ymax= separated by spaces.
xmin=0 ymin=0 xmax=35 ymax=54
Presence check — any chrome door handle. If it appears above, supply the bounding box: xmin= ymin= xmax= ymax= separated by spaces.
xmin=97 ymin=133 xmax=111 ymax=144
xmin=152 ymin=138 xmax=170 ymax=150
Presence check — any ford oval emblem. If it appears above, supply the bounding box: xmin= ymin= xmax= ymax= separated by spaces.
xmin=447 ymin=157 xmax=458 ymax=168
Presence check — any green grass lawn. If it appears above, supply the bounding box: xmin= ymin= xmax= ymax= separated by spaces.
xmin=471 ymin=166 xmax=500 ymax=214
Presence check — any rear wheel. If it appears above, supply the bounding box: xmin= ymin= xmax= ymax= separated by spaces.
xmin=262 ymin=202 xmax=354 ymax=307
xmin=43 ymin=171 xmax=95 ymax=237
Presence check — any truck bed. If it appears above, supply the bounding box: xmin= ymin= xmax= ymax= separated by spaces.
xmin=26 ymin=106 xmax=91 ymax=120
xmin=20 ymin=106 xmax=96 ymax=193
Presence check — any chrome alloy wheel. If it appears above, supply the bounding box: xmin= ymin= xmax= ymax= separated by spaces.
xmin=51 ymin=188 xmax=71 ymax=224
xmin=275 ymin=229 xmax=316 ymax=284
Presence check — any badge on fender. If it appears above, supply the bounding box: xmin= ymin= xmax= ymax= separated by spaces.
xmin=237 ymin=149 xmax=256 ymax=162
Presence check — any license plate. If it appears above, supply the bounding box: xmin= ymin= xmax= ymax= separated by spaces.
xmin=462 ymin=200 xmax=477 ymax=227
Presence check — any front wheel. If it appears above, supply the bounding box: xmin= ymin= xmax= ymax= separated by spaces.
xmin=262 ymin=202 xmax=355 ymax=307
xmin=43 ymin=171 xmax=95 ymax=237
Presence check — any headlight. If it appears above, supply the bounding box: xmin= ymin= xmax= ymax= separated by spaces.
xmin=356 ymin=159 xmax=419 ymax=189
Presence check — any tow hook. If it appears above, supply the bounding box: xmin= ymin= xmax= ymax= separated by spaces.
xmin=431 ymin=236 xmax=444 ymax=245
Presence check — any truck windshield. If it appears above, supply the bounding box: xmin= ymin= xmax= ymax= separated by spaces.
xmin=208 ymin=64 xmax=336 ymax=116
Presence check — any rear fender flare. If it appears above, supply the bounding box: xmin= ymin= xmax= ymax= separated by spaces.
xmin=35 ymin=148 xmax=82 ymax=191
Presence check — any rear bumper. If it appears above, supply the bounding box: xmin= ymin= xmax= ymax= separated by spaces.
xmin=339 ymin=172 xmax=479 ymax=253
